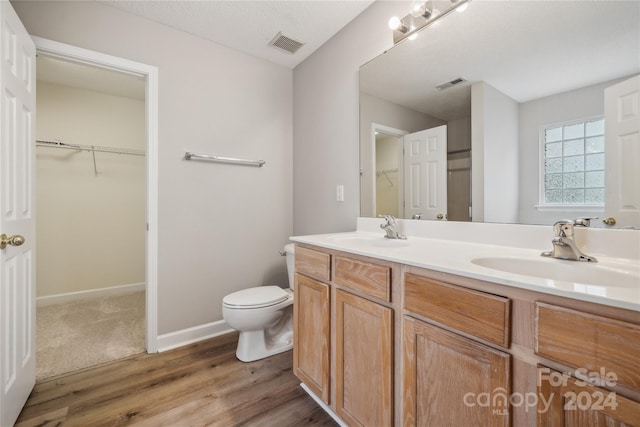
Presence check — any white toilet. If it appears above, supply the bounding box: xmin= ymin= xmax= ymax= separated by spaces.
xmin=222 ymin=243 xmax=295 ymax=362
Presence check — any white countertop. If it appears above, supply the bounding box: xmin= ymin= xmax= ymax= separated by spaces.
xmin=290 ymin=229 xmax=640 ymax=312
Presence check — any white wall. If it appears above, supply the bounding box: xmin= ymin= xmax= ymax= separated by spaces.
xmin=13 ymin=1 xmax=293 ymax=335
xmin=360 ymin=92 xmax=446 ymax=218
xmin=36 ymin=82 xmax=145 ymax=297
xmin=293 ymin=1 xmax=410 ymax=235
xmin=471 ymin=82 xmax=519 ymax=223
xmin=518 ymin=77 xmax=628 ymax=225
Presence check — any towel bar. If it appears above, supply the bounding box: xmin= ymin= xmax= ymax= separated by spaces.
xmin=184 ymin=152 xmax=265 ymax=167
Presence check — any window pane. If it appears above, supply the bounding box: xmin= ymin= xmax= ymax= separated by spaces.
xmin=585 ymin=188 xmax=604 ymax=204
xmin=545 ymin=127 xmax=562 ymax=142
xmin=545 ymin=174 xmax=562 ymax=189
xmin=542 ymin=117 xmax=604 ymax=207
xmin=563 ymin=155 xmax=584 ymax=172
xmin=545 ymin=157 xmax=562 ymax=174
xmin=564 ymin=123 xmax=584 ymax=139
xmin=545 ymin=142 xmax=562 ymax=158
xmin=585 ymin=153 xmax=605 ymax=171
xmin=586 ymin=136 xmax=604 ymax=154
xmin=564 ymin=172 xmax=584 ymax=189
xmin=564 ymin=139 xmax=584 ymax=156
xmin=585 ymin=171 xmax=604 ymax=188
xmin=545 ymin=189 xmax=562 ymax=204
xmin=586 ymin=119 xmax=604 ymax=136
xmin=564 ymin=189 xmax=584 ymax=204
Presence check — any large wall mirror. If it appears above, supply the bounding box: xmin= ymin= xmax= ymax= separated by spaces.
xmin=359 ymin=0 xmax=639 ymax=228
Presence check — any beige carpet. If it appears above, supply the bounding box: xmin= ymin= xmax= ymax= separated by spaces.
xmin=36 ymin=291 xmax=146 ymax=381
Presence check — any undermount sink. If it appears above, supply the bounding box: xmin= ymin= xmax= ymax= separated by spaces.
xmin=471 ymin=256 xmax=640 ymax=288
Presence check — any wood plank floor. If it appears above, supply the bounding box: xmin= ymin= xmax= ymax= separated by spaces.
xmin=15 ymin=333 xmax=338 ymax=427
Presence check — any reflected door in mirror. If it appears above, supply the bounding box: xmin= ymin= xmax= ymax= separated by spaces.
xmin=604 ymin=74 xmax=640 ymax=228
xmin=404 ymin=126 xmax=448 ymax=220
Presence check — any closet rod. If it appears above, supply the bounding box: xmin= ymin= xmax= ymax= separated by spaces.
xmin=376 ymin=167 xmax=398 ymax=175
xmin=36 ymin=140 xmax=146 ymax=156
xmin=184 ymin=152 xmax=265 ymax=167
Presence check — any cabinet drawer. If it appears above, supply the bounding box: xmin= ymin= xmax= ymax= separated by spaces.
xmin=334 ymin=256 xmax=391 ymax=302
xmin=404 ymin=273 xmax=510 ymax=348
xmin=295 ymin=246 xmax=330 ymax=282
xmin=535 ymin=302 xmax=640 ymax=391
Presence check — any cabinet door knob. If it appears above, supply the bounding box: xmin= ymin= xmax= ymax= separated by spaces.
xmin=602 ymin=217 xmax=617 ymax=226
xmin=0 ymin=234 xmax=25 ymax=249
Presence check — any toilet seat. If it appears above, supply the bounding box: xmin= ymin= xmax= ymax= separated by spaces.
xmin=223 ymin=286 xmax=289 ymax=309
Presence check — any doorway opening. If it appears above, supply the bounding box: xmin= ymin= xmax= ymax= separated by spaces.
xmin=33 ymin=38 xmax=158 ymax=380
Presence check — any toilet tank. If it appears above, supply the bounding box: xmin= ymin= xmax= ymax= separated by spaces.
xmin=283 ymin=243 xmax=295 ymax=290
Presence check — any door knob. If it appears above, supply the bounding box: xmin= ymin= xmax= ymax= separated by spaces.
xmin=437 ymin=213 xmax=445 ymax=220
xmin=602 ymin=217 xmax=617 ymax=226
xmin=0 ymin=234 xmax=25 ymax=249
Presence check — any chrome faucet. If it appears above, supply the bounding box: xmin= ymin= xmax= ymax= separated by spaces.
xmin=380 ymin=215 xmax=406 ymax=239
xmin=541 ymin=219 xmax=597 ymax=262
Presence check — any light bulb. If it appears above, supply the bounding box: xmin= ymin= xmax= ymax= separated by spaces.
xmin=388 ymin=16 xmax=402 ymax=30
xmin=456 ymin=2 xmax=468 ymax=12
xmin=410 ymin=1 xmax=426 ymax=18
xmin=408 ymin=32 xmax=418 ymax=41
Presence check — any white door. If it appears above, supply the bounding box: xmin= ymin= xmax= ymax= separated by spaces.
xmin=403 ymin=125 xmax=447 ymax=220
xmin=604 ymin=75 xmax=640 ymax=228
xmin=0 ymin=2 xmax=36 ymax=426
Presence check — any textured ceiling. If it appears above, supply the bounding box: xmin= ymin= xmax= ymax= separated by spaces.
xmin=100 ymin=0 xmax=376 ymax=69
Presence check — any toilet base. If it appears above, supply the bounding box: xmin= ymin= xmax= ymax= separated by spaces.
xmin=236 ymin=328 xmax=293 ymax=362
xmin=235 ymin=304 xmax=293 ymax=362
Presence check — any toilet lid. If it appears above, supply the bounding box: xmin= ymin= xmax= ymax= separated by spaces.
xmin=223 ymin=286 xmax=289 ymax=309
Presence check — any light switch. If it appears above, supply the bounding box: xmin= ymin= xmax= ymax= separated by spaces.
xmin=336 ymin=185 xmax=344 ymax=202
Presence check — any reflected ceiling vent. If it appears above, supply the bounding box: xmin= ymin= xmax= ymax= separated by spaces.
xmin=436 ymin=77 xmax=467 ymax=91
xmin=269 ymin=32 xmax=305 ymax=54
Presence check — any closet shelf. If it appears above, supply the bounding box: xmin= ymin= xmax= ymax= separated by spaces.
xmin=36 ymin=140 xmax=146 ymax=156
xmin=376 ymin=168 xmax=397 ymax=186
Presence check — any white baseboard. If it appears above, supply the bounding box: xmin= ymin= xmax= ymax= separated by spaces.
xmin=300 ymin=383 xmax=347 ymax=427
xmin=36 ymin=282 xmax=146 ymax=307
xmin=156 ymin=320 xmax=234 ymax=353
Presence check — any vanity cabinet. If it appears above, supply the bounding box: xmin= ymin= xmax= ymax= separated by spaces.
xmin=293 ymin=246 xmax=331 ymax=404
xmin=535 ymin=302 xmax=640 ymax=391
xmin=292 ymin=241 xmax=640 ymax=427
xmin=333 ymin=255 xmax=395 ymax=426
xmin=535 ymin=302 xmax=640 ymax=427
xmin=537 ymin=366 xmax=640 ymax=427
xmin=402 ymin=273 xmax=511 ymax=427
xmin=335 ymin=289 xmax=393 ymax=426
xmin=293 ymin=244 xmax=395 ymax=426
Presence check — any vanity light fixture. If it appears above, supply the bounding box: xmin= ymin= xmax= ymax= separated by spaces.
xmin=390 ymin=0 xmax=471 ymax=44
xmin=410 ymin=0 xmax=433 ymax=19
xmin=388 ymin=16 xmax=409 ymax=33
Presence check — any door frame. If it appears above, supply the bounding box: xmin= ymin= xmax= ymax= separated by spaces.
xmin=33 ymin=37 xmax=159 ymax=352
xmin=370 ymin=123 xmax=407 ymax=218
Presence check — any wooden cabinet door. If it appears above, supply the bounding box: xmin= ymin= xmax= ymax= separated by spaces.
xmin=403 ymin=316 xmax=511 ymax=427
xmin=293 ymin=273 xmax=330 ymax=403
xmin=336 ymin=289 xmax=393 ymax=426
xmin=538 ymin=366 xmax=640 ymax=427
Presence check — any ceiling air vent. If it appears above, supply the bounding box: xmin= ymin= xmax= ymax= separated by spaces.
xmin=269 ymin=32 xmax=304 ymax=54
xmin=436 ymin=77 xmax=467 ymax=91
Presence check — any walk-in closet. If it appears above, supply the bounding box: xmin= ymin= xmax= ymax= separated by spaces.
xmin=35 ymin=56 xmax=147 ymax=380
